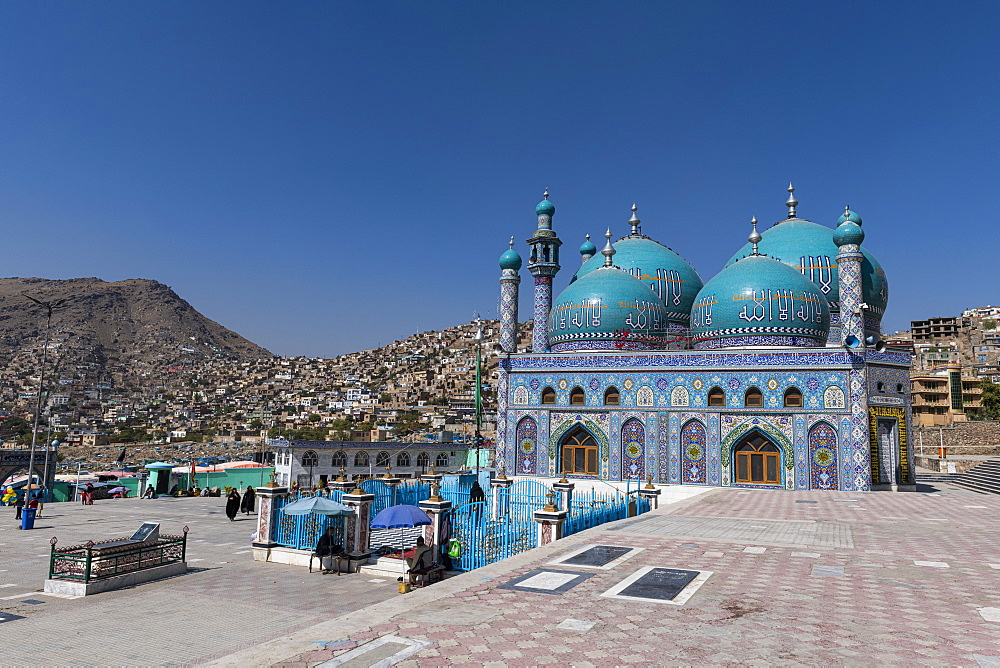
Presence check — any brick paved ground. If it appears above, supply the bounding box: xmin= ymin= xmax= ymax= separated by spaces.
xmin=0 ymin=496 xmax=399 ymax=666
xmin=224 ymin=479 xmax=1000 ymax=667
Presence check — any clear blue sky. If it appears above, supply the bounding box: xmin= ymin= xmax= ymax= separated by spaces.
xmin=2 ymin=2 xmax=997 ymax=357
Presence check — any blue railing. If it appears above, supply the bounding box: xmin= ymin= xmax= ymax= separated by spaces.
xmin=450 ymin=501 xmax=537 ymax=571
xmin=563 ymin=488 xmax=651 ymax=538
xmin=272 ymin=493 xmax=346 ymax=550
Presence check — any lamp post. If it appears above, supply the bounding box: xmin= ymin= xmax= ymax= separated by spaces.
xmin=473 ymin=327 xmax=484 ymax=476
xmin=24 ymin=295 xmax=68 ymax=505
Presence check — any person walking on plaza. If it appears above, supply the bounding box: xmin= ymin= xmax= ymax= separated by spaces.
xmin=241 ymin=486 xmax=256 ymax=515
xmin=14 ymin=493 xmax=24 ymax=521
xmin=35 ymin=487 xmax=45 ymax=517
xmin=225 ymin=489 xmax=241 ymax=521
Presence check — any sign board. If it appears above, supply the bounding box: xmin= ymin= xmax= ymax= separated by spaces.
xmin=130 ymin=522 xmax=160 ymax=543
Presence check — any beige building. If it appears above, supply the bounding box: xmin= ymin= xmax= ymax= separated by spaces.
xmin=910 ymin=364 xmax=984 ymax=426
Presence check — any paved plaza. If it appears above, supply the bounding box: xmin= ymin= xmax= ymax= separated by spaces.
xmin=0 ymin=496 xmax=400 ymax=666
xmin=2 ymin=480 xmax=1000 ymax=666
xmin=221 ymin=479 xmax=1000 ymax=668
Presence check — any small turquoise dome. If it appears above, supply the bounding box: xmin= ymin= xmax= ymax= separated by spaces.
xmin=724 ymin=218 xmax=887 ymax=319
xmin=691 ymin=255 xmax=830 ymax=349
xmin=536 ymin=197 xmax=555 ymax=216
xmin=833 ymin=221 xmax=865 ymax=247
xmin=576 ymin=237 xmax=703 ymax=324
xmin=499 ymin=247 xmax=522 ymax=271
xmin=579 ymin=237 xmax=597 ymax=257
xmin=837 ymin=209 xmax=863 ymax=226
xmin=548 ymin=266 xmax=671 ymax=351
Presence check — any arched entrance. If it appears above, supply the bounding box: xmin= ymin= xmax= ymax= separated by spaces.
xmin=561 ymin=427 xmax=599 ymax=476
xmin=734 ymin=431 xmax=781 ymax=485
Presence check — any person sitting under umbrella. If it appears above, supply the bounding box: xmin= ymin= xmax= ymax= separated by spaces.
xmin=406 ymin=536 xmax=434 ymax=586
xmin=316 ymin=525 xmax=344 ymax=574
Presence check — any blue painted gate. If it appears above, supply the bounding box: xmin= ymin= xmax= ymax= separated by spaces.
xmin=272 ymin=490 xmax=346 ymax=550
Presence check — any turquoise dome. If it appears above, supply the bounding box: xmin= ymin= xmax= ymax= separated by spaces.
xmin=548 ymin=266 xmax=671 ymax=351
xmin=499 ymin=247 xmax=522 ymax=271
xmin=536 ymin=197 xmax=555 ymax=216
xmin=833 ymin=221 xmax=864 ymax=247
xmin=837 ymin=209 xmax=863 ymax=225
xmin=691 ymin=254 xmax=831 ymax=349
xmin=724 ymin=218 xmax=888 ymax=318
xmin=579 ymin=237 xmax=597 ymax=257
xmin=575 ymin=237 xmax=703 ymax=324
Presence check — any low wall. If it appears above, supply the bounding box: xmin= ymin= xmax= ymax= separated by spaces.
xmin=913 ymin=421 xmax=1000 ymax=456
xmin=913 ymin=457 xmax=983 ymax=474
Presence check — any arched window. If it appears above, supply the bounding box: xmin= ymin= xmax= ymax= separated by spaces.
xmin=784 ymin=387 xmax=803 ymax=408
xmin=397 ymin=452 xmax=410 ymax=467
xmin=877 ymin=382 xmax=885 ymax=393
xmin=376 ymin=451 xmax=391 ymax=467
xmin=302 ymin=450 xmax=319 ymax=467
xmin=541 ymin=387 xmax=556 ymax=404
xmin=416 ymin=452 xmax=430 ymax=468
xmin=354 ymin=451 xmax=369 ymax=467
xmin=604 ymin=386 xmax=620 ymax=405
xmin=435 ymin=452 xmax=450 ymax=468
xmin=561 ymin=427 xmax=599 ymax=476
xmin=708 ymin=387 xmax=726 ymax=406
xmin=734 ymin=432 xmax=781 ymax=485
xmin=744 ymin=387 xmax=763 ymax=407
xmin=331 ymin=450 xmax=347 ymax=467
xmin=570 ymin=387 xmax=586 ymax=405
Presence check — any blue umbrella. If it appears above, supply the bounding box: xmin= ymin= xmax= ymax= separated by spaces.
xmin=282 ymin=496 xmax=355 ymax=517
xmin=370 ymin=504 xmax=431 ymax=529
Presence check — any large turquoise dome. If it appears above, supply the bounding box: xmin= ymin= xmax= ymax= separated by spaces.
xmin=691 ymin=254 xmax=831 ymax=349
xmin=576 ymin=237 xmax=703 ymax=324
xmin=724 ymin=218 xmax=888 ymax=318
xmin=548 ymin=266 xmax=671 ymax=351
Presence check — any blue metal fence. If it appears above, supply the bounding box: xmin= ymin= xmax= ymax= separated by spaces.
xmin=449 ymin=501 xmax=537 ymax=571
xmin=272 ymin=492 xmax=346 ymax=550
xmin=563 ymin=488 xmax=652 ymax=538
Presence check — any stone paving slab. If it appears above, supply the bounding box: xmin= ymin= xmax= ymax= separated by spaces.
xmin=248 ymin=483 xmax=1000 ymax=667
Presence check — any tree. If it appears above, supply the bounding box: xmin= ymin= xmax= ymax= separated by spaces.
xmin=979 ymin=379 xmax=1000 ymax=419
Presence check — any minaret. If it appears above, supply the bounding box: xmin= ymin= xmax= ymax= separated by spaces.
xmin=579 ymin=234 xmax=596 ymax=264
xmin=834 ymin=205 xmax=866 ymax=346
xmin=527 ymin=189 xmax=562 ymax=353
xmin=498 ymin=237 xmax=522 ymax=353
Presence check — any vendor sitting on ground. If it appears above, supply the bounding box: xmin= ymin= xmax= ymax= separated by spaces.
xmin=406 ymin=536 xmax=434 ymax=585
xmin=316 ymin=526 xmax=343 ymax=574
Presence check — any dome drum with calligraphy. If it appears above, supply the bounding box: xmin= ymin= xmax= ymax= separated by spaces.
xmin=690 ymin=254 xmax=831 ymax=350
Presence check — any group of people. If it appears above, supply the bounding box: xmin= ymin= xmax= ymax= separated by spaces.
xmin=4 ymin=487 xmax=44 ymax=521
xmin=225 ymin=486 xmax=256 ymax=521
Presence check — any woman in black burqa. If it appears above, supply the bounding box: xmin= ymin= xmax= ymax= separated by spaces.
xmin=225 ymin=489 xmax=241 ymax=521
xmin=241 ymin=486 xmax=256 ymax=514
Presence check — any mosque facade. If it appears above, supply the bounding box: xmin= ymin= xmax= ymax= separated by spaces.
xmin=494 ymin=187 xmax=914 ymax=492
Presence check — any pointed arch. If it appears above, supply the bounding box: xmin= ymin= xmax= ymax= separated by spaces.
xmin=733 ymin=430 xmax=782 ymax=485
xmin=784 ymin=387 xmax=803 ymax=408
xmin=721 ymin=419 xmax=794 ymax=483
xmin=354 ymin=451 xmax=369 ymax=467
xmin=621 ymin=418 xmax=645 ymax=480
xmin=515 ymin=416 xmax=538 ymax=475
xmin=604 ymin=386 xmax=620 ymax=406
xmin=560 ymin=426 xmax=599 ymax=476
xmin=708 ymin=386 xmax=726 ymax=406
xmin=808 ymin=421 xmax=839 ymax=490
xmin=636 ymin=386 xmax=654 ymax=407
xmin=680 ymin=419 xmax=707 ymax=484
xmin=549 ymin=417 xmax=609 ymax=476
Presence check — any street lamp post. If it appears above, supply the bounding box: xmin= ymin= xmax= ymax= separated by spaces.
xmin=473 ymin=327 xmax=484 ymax=476
xmin=24 ymin=295 xmax=68 ymax=506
